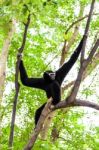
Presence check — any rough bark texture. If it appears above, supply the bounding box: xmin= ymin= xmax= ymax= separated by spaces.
xmin=24 ymin=98 xmax=52 ymax=150
xmin=40 ymin=111 xmax=55 ymax=139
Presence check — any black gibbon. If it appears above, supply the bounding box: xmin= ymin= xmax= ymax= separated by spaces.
xmin=19 ymin=35 xmax=85 ymax=125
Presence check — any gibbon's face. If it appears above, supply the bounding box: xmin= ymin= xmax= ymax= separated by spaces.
xmin=48 ymin=72 xmax=56 ymax=80
xmin=43 ymin=71 xmax=56 ymax=81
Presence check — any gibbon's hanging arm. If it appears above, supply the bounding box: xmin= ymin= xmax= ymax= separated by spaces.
xmin=9 ymin=14 xmax=30 ymax=148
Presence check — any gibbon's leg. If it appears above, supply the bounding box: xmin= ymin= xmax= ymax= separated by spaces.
xmin=35 ymin=103 xmax=46 ymax=125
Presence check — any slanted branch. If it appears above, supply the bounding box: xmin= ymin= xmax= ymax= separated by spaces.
xmin=40 ymin=111 xmax=55 ymax=140
xmin=24 ymin=98 xmax=53 ymax=150
xmin=67 ymin=0 xmax=96 ymax=103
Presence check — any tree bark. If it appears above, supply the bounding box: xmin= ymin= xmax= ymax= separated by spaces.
xmin=24 ymin=98 xmax=52 ymax=150
xmin=0 ymin=20 xmax=16 ymax=143
xmin=0 ymin=20 xmax=16 ymax=105
xmin=68 ymin=0 xmax=96 ymax=103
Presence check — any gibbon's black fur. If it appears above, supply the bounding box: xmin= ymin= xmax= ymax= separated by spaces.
xmin=19 ymin=36 xmax=85 ymax=125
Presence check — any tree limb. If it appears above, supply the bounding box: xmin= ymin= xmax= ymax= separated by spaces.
xmin=62 ymin=19 xmax=98 ymax=94
xmin=9 ymin=14 xmax=30 ymax=148
xmin=81 ymin=0 xmax=95 ymax=62
xmin=24 ymin=98 xmax=52 ymax=150
xmin=73 ymin=99 xmax=99 ymax=110
xmin=67 ymin=0 xmax=96 ymax=103
xmin=60 ymin=4 xmax=85 ymax=66
xmin=86 ymin=39 xmax=99 ymax=64
xmin=18 ymin=14 xmax=30 ymax=53
xmin=53 ymin=98 xmax=99 ymax=111
xmin=62 ymin=50 xmax=99 ymax=93
xmin=65 ymin=13 xmax=99 ymax=35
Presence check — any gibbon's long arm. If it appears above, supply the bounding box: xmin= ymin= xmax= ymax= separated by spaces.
xmin=19 ymin=61 xmax=46 ymax=90
xmin=56 ymin=36 xmax=84 ymax=85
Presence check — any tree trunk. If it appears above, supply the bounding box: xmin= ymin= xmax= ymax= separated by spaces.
xmin=0 ymin=20 xmax=16 ymax=142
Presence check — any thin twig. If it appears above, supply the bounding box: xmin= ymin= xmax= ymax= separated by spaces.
xmin=65 ymin=13 xmax=99 ymax=34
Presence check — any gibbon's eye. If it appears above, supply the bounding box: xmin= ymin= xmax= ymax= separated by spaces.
xmin=49 ymin=72 xmax=56 ymax=80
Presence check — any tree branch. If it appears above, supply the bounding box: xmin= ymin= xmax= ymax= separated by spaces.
xmin=53 ymin=98 xmax=99 ymax=111
xmin=60 ymin=9 xmax=99 ymax=66
xmin=73 ymin=99 xmax=99 ymax=110
xmin=86 ymin=39 xmax=99 ymax=64
xmin=81 ymin=0 xmax=95 ymax=61
xmin=18 ymin=14 xmax=30 ymax=53
xmin=62 ymin=50 xmax=99 ymax=93
xmin=24 ymin=95 xmax=99 ymax=150
xmin=67 ymin=0 xmax=96 ymax=103
xmin=65 ymin=13 xmax=99 ymax=35
xmin=60 ymin=3 xmax=85 ymax=66
xmin=9 ymin=14 xmax=30 ymax=148
xmin=24 ymin=98 xmax=52 ymax=150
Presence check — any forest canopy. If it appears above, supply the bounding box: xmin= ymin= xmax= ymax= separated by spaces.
xmin=0 ymin=0 xmax=99 ymax=150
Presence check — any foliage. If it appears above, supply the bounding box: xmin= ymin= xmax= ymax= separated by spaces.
xmin=0 ymin=0 xmax=99 ymax=149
